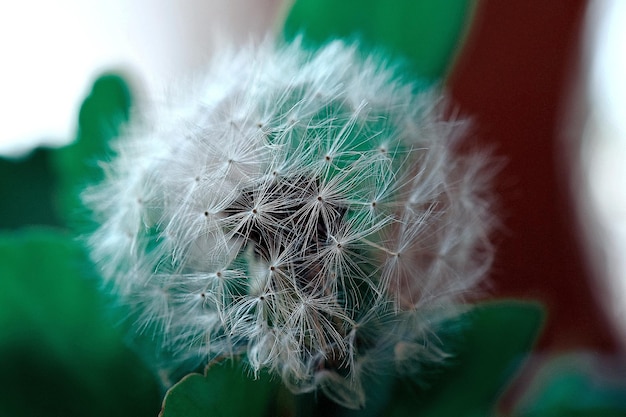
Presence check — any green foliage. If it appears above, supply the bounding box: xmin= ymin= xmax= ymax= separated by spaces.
xmin=0 ymin=74 xmax=130 ymax=232
xmin=159 ymin=301 xmax=544 ymax=417
xmin=51 ymin=74 xmax=131 ymax=226
xmin=385 ymin=301 xmax=544 ymax=417
xmin=0 ymin=149 xmax=61 ymax=229
xmin=283 ymin=0 xmax=477 ymax=83
xmin=0 ymin=228 xmax=161 ymax=417
xmin=512 ymin=353 xmax=626 ymax=417
xmin=0 ymin=74 xmax=158 ymax=416
xmin=160 ymin=360 xmax=283 ymax=417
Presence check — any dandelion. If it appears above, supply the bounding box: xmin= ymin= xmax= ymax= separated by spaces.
xmin=84 ymin=38 xmax=495 ymax=409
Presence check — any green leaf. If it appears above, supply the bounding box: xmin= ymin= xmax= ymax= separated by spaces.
xmin=51 ymin=74 xmax=131 ymax=225
xmin=160 ymin=359 xmax=283 ymax=417
xmin=386 ymin=300 xmax=544 ymax=417
xmin=282 ymin=0 xmax=477 ymax=82
xmin=512 ymin=353 xmax=626 ymax=417
xmin=0 ymin=148 xmax=62 ymax=229
xmin=0 ymin=74 xmax=130 ymax=231
xmin=159 ymin=302 xmax=542 ymax=417
xmin=0 ymin=228 xmax=160 ymax=417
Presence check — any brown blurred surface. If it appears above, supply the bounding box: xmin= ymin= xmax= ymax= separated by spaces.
xmin=448 ymin=0 xmax=618 ymax=352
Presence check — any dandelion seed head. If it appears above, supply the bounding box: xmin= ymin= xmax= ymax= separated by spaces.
xmin=85 ymin=38 xmax=496 ymax=409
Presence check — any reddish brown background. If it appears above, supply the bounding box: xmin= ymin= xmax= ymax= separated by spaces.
xmin=448 ymin=0 xmax=618 ymax=352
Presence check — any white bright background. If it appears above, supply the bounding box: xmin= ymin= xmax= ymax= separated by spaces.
xmin=0 ymin=0 xmax=285 ymax=156
xmin=581 ymin=0 xmax=626 ymax=348
xmin=0 ymin=0 xmax=624 ymax=343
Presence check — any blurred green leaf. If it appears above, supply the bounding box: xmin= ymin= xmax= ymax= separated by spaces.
xmin=160 ymin=359 xmax=283 ymax=417
xmin=159 ymin=301 xmax=543 ymax=417
xmin=0 ymin=74 xmax=131 ymax=231
xmin=0 ymin=228 xmax=160 ymax=417
xmin=51 ymin=74 xmax=131 ymax=226
xmin=386 ymin=300 xmax=544 ymax=417
xmin=512 ymin=353 xmax=626 ymax=417
xmin=0 ymin=148 xmax=62 ymax=229
xmin=283 ymin=0 xmax=477 ymax=82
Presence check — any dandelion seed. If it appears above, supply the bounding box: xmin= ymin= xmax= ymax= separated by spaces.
xmin=84 ymin=38 xmax=495 ymax=409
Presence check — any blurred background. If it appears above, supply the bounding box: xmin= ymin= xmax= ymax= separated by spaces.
xmin=1 ymin=0 xmax=625 ymax=415
xmin=0 ymin=0 xmax=285 ymax=156
xmin=447 ymin=0 xmax=625 ymax=352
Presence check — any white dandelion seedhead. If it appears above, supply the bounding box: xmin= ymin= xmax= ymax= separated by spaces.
xmin=85 ymin=38 xmax=496 ymax=409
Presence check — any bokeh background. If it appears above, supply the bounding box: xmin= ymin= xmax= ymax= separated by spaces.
xmin=448 ymin=0 xmax=620 ymax=351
